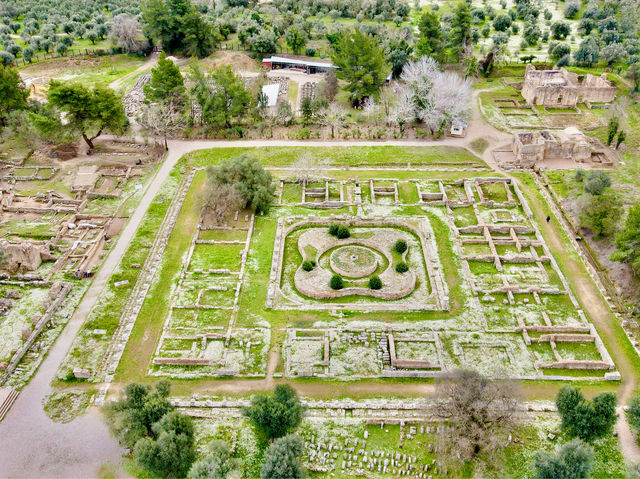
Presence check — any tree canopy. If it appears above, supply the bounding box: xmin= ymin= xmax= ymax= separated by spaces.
xmin=434 ymin=369 xmax=520 ymax=459
xmin=143 ymin=52 xmax=186 ymax=106
xmin=261 ymin=435 xmax=305 ymax=479
xmin=206 ymin=155 xmax=275 ymax=214
xmin=449 ymin=2 xmax=473 ymax=58
xmin=243 ymin=384 xmax=305 ymax=440
xmin=611 ymin=202 xmax=640 ymax=276
xmin=189 ymin=65 xmax=252 ymax=128
xmin=104 ymin=380 xmax=174 ymax=450
xmin=416 ymin=11 xmax=444 ymax=60
xmin=556 ymin=386 xmax=617 ymax=442
xmin=0 ymin=65 xmax=29 ymax=126
xmin=534 ymin=439 xmax=594 ymax=479
xmin=47 ymin=81 xmax=127 ymax=149
xmin=134 ymin=411 xmax=196 ymax=478
xmin=331 ymin=29 xmax=390 ymax=106
xmin=188 ymin=441 xmax=238 ymax=479
xmin=141 ymin=0 xmax=218 ymax=57
xmin=579 ymin=189 xmax=622 ymax=237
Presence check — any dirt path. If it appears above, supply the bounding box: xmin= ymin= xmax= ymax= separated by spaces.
xmin=511 ymin=174 xmax=640 ymax=467
xmin=108 ymin=52 xmax=160 ymax=91
xmin=0 ymin=94 xmax=636 ymax=474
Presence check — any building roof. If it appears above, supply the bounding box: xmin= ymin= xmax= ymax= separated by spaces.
xmin=262 ymin=83 xmax=280 ymax=107
xmin=262 ymin=56 xmax=337 ymax=69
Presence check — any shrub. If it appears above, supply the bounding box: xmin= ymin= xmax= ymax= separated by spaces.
xmin=368 ymin=276 xmax=382 ymax=290
xmin=564 ymin=1 xmax=580 ymax=19
xmin=611 ymin=202 xmax=640 ymax=276
xmin=0 ymin=51 xmax=15 ymax=66
xmin=574 ymin=169 xmax=586 ymax=182
xmin=534 ymin=439 xmax=593 ymax=479
xmin=628 ymin=395 xmax=640 ymax=434
xmin=336 ymin=226 xmax=350 ymax=239
xmin=584 ymin=171 xmax=611 ymax=196
xmin=395 ymin=262 xmax=409 ymax=273
xmin=261 ymin=435 xmax=305 ymax=479
xmin=394 ymin=239 xmax=408 ymax=254
xmin=301 ymin=260 xmax=314 ymax=272
xmin=328 ymin=224 xmax=339 ymax=236
xmin=330 ymin=275 xmax=344 ymax=290
xmin=493 ymin=14 xmax=512 ymax=32
xmin=579 ymin=190 xmax=622 ymax=237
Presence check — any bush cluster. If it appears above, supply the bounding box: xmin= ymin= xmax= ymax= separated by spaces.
xmin=330 ymin=275 xmax=344 ymax=290
xmin=301 ymin=260 xmax=315 ymax=271
xmin=394 ymin=239 xmax=408 ymax=254
xmin=329 ymin=224 xmax=350 ymax=239
xmin=368 ymin=275 xmax=382 ymax=290
xmin=395 ymin=262 xmax=409 ymax=273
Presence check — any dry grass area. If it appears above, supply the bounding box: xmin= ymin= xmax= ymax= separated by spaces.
xmin=196 ymin=51 xmax=261 ymax=73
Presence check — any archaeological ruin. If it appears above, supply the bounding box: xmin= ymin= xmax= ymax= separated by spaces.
xmin=508 ymin=127 xmax=617 ymax=169
xmin=521 ymin=64 xmax=617 ymax=107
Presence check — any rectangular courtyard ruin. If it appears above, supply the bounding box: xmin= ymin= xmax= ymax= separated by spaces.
xmin=65 ymin=154 xmax=619 ymax=386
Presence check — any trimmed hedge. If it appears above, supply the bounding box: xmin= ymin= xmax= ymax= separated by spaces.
xmin=394 ymin=239 xmax=407 ymax=254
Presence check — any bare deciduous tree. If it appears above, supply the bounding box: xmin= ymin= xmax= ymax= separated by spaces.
xmin=110 ymin=14 xmax=141 ymax=54
xmin=377 ymin=86 xmax=397 ymax=126
xmin=398 ymin=56 xmax=472 ymax=134
xmin=321 ymin=102 xmax=345 ymax=139
xmin=433 ymin=369 xmax=521 ymax=461
xmin=290 ymin=152 xmax=328 ymax=183
xmin=138 ymin=102 xmax=184 ymax=150
xmin=390 ymin=91 xmax=413 ymax=134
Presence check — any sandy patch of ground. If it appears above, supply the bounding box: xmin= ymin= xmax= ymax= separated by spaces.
xmin=198 ymin=51 xmax=260 ymax=73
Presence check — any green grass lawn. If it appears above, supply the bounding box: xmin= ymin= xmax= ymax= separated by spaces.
xmin=56 ymin=146 xmax=631 ymax=403
xmin=186 ymin=145 xmax=487 ymax=168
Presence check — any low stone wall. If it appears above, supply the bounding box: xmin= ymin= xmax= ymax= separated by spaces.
xmin=268 ymin=215 xmax=448 ymax=311
xmin=0 ymin=282 xmax=72 ymax=385
xmin=537 ymin=360 xmax=611 ymax=370
xmin=153 ymin=357 xmax=210 ymax=365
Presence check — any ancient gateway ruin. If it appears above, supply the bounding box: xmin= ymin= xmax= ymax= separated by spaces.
xmin=521 ymin=64 xmax=616 ymax=107
xmin=510 ymin=127 xmax=617 ymax=169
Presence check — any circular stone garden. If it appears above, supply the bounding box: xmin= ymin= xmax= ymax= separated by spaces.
xmin=290 ymin=224 xmax=420 ymax=301
xmin=329 ymin=245 xmax=378 ymax=278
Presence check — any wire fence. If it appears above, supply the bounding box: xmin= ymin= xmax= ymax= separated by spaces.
xmin=14 ymin=46 xmax=122 ymax=67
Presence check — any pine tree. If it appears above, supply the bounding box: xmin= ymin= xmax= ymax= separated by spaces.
xmin=416 ymin=11 xmax=444 ymax=60
xmin=331 ymin=29 xmax=390 ymax=106
xmin=143 ymin=52 xmax=186 ymax=106
xmin=449 ymin=2 xmax=473 ymax=58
